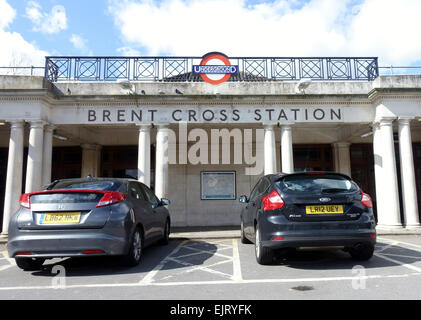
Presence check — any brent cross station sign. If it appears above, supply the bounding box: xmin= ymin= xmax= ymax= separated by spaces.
xmin=192 ymin=52 xmax=239 ymax=85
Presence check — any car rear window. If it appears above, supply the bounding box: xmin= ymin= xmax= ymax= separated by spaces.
xmin=50 ymin=180 xmax=122 ymax=191
xmin=276 ymin=173 xmax=359 ymax=194
xmin=31 ymin=193 xmax=103 ymax=204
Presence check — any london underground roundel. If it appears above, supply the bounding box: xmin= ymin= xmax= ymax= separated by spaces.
xmin=192 ymin=52 xmax=239 ymax=85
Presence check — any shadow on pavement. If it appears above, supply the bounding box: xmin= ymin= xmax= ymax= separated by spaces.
xmin=30 ymin=239 xmax=218 ymax=278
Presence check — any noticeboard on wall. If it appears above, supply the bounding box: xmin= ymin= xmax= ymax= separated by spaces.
xmin=200 ymin=171 xmax=236 ymax=200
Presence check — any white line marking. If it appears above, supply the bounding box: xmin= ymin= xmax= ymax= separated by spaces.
xmin=0 ymin=273 xmax=419 ymax=291
xmin=232 ymin=239 xmax=243 ymax=282
xmin=1 ymin=251 xmax=15 ymax=266
xmin=381 ymin=253 xmax=421 ymax=259
xmin=375 ymin=242 xmax=399 ymax=253
xmin=180 ymin=245 xmax=233 ymax=260
xmin=139 ymin=240 xmax=187 ymax=285
xmin=164 ymin=258 xmax=233 ymax=279
xmin=166 ymin=257 xmax=233 ymax=279
xmin=0 ymin=265 xmax=13 ymax=272
xmin=375 ymin=253 xmax=421 ymax=273
xmin=377 ymin=237 xmax=421 ymax=250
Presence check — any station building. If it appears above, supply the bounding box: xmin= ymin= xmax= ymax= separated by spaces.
xmin=1 ymin=55 xmax=421 ymax=233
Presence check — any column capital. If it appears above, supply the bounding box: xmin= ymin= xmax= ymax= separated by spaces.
xmin=398 ymin=116 xmax=415 ymax=125
xmin=7 ymin=120 xmax=25 ymax=129
xmin=262 ymin=122 xmax=276 ymax=130
xmin=156 ymin=123 xmax=170 ymax=130
xmin=377 ymin=117 xmax=396 ymax=126
xmin=138 ymin=124 xmax=152 ymax=132
xmin=27 ymin=120 xmax=47 ymax=128
xmin=81 ymin=143 xmax=102 ymax=151
xmin=281 ymin=125 xmax=293 ymax=131
xmin=333 ymin=141 xmax=351 ymax=148
xmin=44 ymin=124 xmax=56 ymax=132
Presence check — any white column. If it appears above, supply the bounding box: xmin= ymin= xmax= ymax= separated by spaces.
xmin=264 ymin=124 xmax=277 ymax=175
xmin=42 ymin=124 xmax=55 ymax=186
xmin=2 ymin=121 xmax=25 ymax=235
xmin=374 ymin=118 xmax=402 ymax=229
xmin=81 ymin=144 xmax=102 ymax=178
xmin=155 ymin=124 xmax=169 ymax=199
xmin=398 ymin=117 xmax=421 ymax=229
xmin=138 ymin=124 xmax=151 ymax=187
xmin=333 ymin=142 xmax=351 ymax=176
xmin=25 ymin=121 xmax=45 ymax=193
xmin=281 ymin=125 xmax=294 ymax=173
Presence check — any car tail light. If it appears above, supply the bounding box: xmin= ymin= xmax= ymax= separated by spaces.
xmin=16 ymin=251 xmax=32 ymax=256
xmin=305 ymin=172 xmax=325 ymax=175
xmin=262 ymin=189 xmax=284 ymax=211
xmin=19 ymin=193 xmax=31 ymax=209
xmin=272 ymin=236 xmax=284 ymax=241
xmin=361 ymin=192 xmax=373 ymax=208
xmin=96 ymin=192 xmax=126 ymax=207
xmin=83 ymin=250 xmax=105 ymax=254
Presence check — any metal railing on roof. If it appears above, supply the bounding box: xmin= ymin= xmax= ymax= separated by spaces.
xmin=0 ymin=66 xmax=45 ymax=76
xmin=43 ymin=56 xmax=379 ymax=82
xmin=3 ymin=62 xmax=421 ymax=82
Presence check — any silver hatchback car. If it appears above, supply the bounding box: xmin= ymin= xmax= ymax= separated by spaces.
xmin=8 ymin=178 xmax=171 ymax=270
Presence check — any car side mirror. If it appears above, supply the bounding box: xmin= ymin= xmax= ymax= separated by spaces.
xmin=239 ymin=195 xmax=248 ymax=203
xmin=160 ymin=198 xmax=170 ymax=206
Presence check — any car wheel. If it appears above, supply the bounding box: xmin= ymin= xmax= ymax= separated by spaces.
xmin=349 ymin=243 xmax=375 ymax=261
xmin=255 ymin=226 xmax=274 ymax=265
xmin=241 ymin=220 xmax=252 ymax=244
xmin=15 ymin=257 xmax=45 ymax=271
xmin=121 ymin=227 xmax=143 ymax=267
xmin=159 ymin=220 xmax=170 ymax=245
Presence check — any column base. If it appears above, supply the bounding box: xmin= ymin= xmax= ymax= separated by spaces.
xmin=404 ymin=224 xmax=421 ymax=230
xmin=376 ymin=224 xmax=404 ymax=230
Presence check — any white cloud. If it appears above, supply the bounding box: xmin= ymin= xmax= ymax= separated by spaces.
xmin=25 ymin=1 xmax=67 ymax=34
xmin=117 ymin=46 xmax=141 ymax=56
xmin=108 ymin=0 xmax=421 ymax=65
xmin=0 ymin=0 xmax=15 ymax=29
xmin=0 ymin=0 xmax=48 ymax=70
xmin=70 ymin=34 xmax=93 ymax=55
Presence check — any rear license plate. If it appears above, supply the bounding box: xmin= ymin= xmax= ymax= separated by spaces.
xmin=306 ymin=205 xmax=344 ymax=214
xmin=39 ymin=212 xmax=81 ymax=224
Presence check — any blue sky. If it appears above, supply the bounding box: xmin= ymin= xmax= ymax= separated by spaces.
xmin=1 ymin=0 xmax=421 ymax=67
xmin=7 ymin=0 xmax=119 ymax=56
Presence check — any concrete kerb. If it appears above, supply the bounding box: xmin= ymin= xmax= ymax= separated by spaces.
xmin=1 ymin=227 xmax=421 ymax=244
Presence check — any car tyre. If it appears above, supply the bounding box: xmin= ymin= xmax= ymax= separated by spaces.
xmin=241 ymin=220 xmax=252 ymax=244
xmin=158 ymin=219 xmax=170 ymax=245
xmin=349 ymin=243 xmax=374 ymax=261
xmin=15 ymin=257 xmax=45 ymax=271
xmin=255 ymin=226 xmax=274 ymax=265
xmin=121 ymin=227 xmax=143 ymax=267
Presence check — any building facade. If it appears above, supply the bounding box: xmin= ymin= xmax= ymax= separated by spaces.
xmin=1 ymin=59 xmax=421 ymax=232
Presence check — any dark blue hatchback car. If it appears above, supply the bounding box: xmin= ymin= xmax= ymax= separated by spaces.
xmin=239 ymin=172 xmax=376 ymax=265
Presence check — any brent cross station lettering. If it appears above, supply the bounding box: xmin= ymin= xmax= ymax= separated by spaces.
xmin=85 ymin=107 xmax=342 ymax=123
xmin=1 ymin=54 xmax=421 ymax=231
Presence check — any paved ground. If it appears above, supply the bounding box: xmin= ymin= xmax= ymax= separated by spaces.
xmin=0 ymin=235 xmax=421 ymax=300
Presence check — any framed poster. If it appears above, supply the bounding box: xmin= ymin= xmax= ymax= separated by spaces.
xmin=200 ymin=171 xmax=236 ymax=200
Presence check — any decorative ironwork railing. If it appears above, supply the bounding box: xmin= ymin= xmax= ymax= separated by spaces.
xmin=45 ymin=56 xmax=379 ymax=82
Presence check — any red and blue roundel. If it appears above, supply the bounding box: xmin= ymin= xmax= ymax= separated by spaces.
xmin=193 ymin=52 xmax=239 ymax=85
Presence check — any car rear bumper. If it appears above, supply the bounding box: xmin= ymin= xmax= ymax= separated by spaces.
xmin=261 ymin=231 xmax=376 ymax=249
xmin=7 ymin=229 xmax=129 ymax=258
xmin=259 ymin=213 xmax=376 ymax=249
